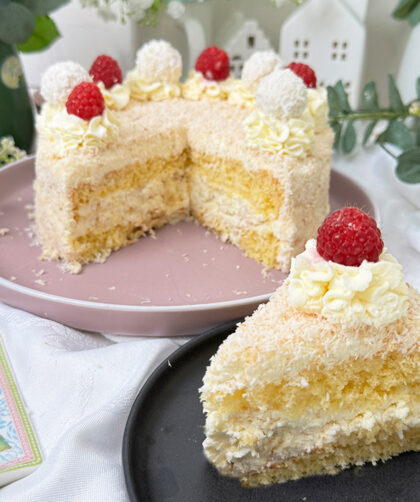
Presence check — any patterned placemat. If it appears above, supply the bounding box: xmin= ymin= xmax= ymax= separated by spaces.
xmin=0 ymin=337 xmax=42 ymax=486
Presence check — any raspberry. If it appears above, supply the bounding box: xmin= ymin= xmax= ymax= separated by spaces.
xmin=89 ymin=55 xmax=122 ymax=89
xmin=66 ymin=82 xmax=105 ymax=121
xmin=195 ymin=46 xmax=230 ymax=81
xmin=286 ymin=62 xmax=317 ymax=88
xmin=316 ymin=208 xmax=383 ymax=267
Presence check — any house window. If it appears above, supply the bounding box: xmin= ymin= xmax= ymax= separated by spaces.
xmin=247 ymin=36 xmax=255 ymax=49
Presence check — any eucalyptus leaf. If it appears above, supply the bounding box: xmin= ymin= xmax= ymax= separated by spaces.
xmin=0 ymin=0 xmax=11 ymax=7
xmin=408 ymin=3 xmax=420 ymax=27
xmin=361 ymin=82 xmax=379 ymax=111
xmin=376 ymin=120 xmax=414 ymax=150
xmin=18 ymin=0 xmax=69 ymax=15
xmin=0 ymin=3 xmax=34 ymax=45
xmin=17 ymin=15 xmax=60 ymax=52
xmin=334 ymin=81 xmax=351 ymax=113
xmin=388 ymin=74 xmax=406 ymax=113
xmin=327 ymin=86 xmax=341 ymax=117
xmin=395 ymin=148 xmax=420 ymax=183
xmin=331 ymin=122 xmax=342 ymax=150
xmin=342 ymin=121 xmax=356 ymax=154
xmin=362 ymin=120 xmax=377 ymax=146
xmin=392 ymin=0 xmax=418 ymax=19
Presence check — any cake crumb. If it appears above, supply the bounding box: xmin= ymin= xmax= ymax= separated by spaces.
xmin=24 ymin=204 xmax=34 ymax=210
xmin=0 ymin=228 xmax=10 ymax=236
xmin=185 ymin=292 xmax=191 ymax=298
xmin=34 ymin=279 xmax=46 ymax=286
xmin=165 ymin=273 xmax=170 ymax=278
xmin=16 ymin=196 xmax=22 ymax=202
xmin=9 ymin=276 xmax=16 ymax=281
xmin=140 ymin=298 xmax=152 ymax=304
xmin=202 ymin=263 xmax=208 ymax=267
xmin=182 ymin=253 xmax=190 ymax=263
xmin=202 ymin=249 xmax=208 ymax=253
xmin=88 ymin=296 xmax=99 ymax=301
xmin=33 ymin=269 xmax=45 ymax=277
xmin=108 ymin=286 xmax=116 ymax=291
xmin=168 ymin=297 xmax=173 ymax=302
xmin=236 ymin=265 xmax=240 ymax=269
xmin=233 ymin=289 xmax=248 ymax=296
xmin=176 ymin=228 xmax=183 ymax=235
xmin=261 ymin=267 xmax=269 ymax=279
xmin=60 ymin=261 xmax=82 ymax=274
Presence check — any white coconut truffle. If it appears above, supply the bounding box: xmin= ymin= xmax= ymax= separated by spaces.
xmin=135 ymin=39 xmax=182 ymax=84
xmin=40 ymin=62 xmax=91 ymax=106
xmin=241 ymin=51 xmax=283 ymax=92
xmin=256 ymin=68 xmax=308 ymax=119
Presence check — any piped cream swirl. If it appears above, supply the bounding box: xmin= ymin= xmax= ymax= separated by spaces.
xmin=37 ymin=103 xmax=119 ymax=152
xmin=244 ymin=109 xmax=314 ymax=157
xmin=126 ymin=70 xmax=181 ymax=101
xmin=97 ymin=81 xmax=130 ymax=110
xmin=287 ymin=239 xmax=409 ymax=327
xmin=307 ymin=87 xmax=328 ymax=132
xmin=182 ymin=71 xmax=228 ymax=101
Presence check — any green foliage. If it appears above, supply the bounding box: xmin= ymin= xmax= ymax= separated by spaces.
xmin=396 ymin=148 xmax=420 ymax=183
xmin=0 ymin=0 xmax=68 ymax=50
xmin=327 ymin=77 xmax=420 ymax=184
xmin=17 ymin=15 xmax=60 ymax=52
xmin=393 ymin=0 xmax=420 ymax=26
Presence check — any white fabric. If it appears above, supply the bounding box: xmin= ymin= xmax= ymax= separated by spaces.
xmin=0 ymin=147 xmax=419 ymax=501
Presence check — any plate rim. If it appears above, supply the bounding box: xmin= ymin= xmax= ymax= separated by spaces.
xmin=0 ymin=156 xmax=380 ymax=312
xmin=121 ymin=319 xmax=239 ymax=501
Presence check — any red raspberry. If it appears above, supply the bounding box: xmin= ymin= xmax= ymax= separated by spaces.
xmin=66 ymin=82 xmax=105 ymax=121
xmin=195 ymin=46 xmax=230 ymax=81
xmin=89 ymin=55 xmax=122 ymax=89
xmin=316 ymin=207 xmax=383 ymax=267
xmin=286 ymin=62 xmax=317 ymax=88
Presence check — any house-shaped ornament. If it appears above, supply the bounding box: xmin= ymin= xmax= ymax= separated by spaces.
xmin=217 ymin=12 xmax=272 ymax=78
xmin=280 ymin=0 xmax=367 ymax=107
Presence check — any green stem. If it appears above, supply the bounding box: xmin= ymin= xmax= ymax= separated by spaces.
xmin=330 ymin=110 xmax=410 ymax=122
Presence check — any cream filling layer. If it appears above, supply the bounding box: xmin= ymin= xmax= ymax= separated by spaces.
xmin=203 ymin=399 xmax=420 ymax=473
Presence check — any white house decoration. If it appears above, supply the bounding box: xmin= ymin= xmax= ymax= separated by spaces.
xmin=280 ymin=0 xmax=367 ymax=107
xmin=217 ymin=12 xmax=272 ymax=78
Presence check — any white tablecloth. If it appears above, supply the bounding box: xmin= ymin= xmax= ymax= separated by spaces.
xmin=1 ymin=148 xmax=419 ymax=502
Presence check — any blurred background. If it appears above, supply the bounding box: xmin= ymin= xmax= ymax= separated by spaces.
xmin=18 ymin=0 xmax=415 ymax=103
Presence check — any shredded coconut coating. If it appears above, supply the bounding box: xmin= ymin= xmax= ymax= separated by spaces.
xmin=241 ymin=51 xmax=282 ymax=92
xmin=40 ymin=62 xmax=91 ymax=106
xmin=256 ymin=68 xmax=308 ymax=119
xmin=135 ymin=39 xmax=182 ymax=84
xmin=201 ymin=284 xmax=420 ymax=396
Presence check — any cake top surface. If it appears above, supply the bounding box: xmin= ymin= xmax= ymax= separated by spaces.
xmin=36 ymin=42 xmax=330 ymax=166
xmin=201 ymin=284 xmax=420 ymax=393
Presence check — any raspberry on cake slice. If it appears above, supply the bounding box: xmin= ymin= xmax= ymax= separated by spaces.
xmin=200 ymin=208 xmax=420 ymax=487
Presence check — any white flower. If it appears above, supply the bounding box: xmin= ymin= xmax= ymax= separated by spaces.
xmin=167 ymin=1 xmax=185 ymax=19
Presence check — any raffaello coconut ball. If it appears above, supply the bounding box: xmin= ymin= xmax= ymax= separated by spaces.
xmin=135 ymin=40 xmax=182 ymax=84
xmin=40 ymin=62 xmax=91 ymax=107
xmin=256 ymin=68 xmax=308 ymax=119
xmin=241 ymin=51 xmax=283 ymax=92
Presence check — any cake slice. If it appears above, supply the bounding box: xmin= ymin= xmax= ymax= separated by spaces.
xmin=200 ymin=208 xmax=420 ymax=487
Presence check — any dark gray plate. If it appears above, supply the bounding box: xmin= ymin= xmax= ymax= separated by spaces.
xmin=122 ymin=321 xmax=419 ymax=502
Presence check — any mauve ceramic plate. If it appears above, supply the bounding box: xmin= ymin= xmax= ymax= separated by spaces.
xmin=122 ymin=321 xmax=420 ymax=501
xmin=0 ymin=156 xmax=377 ymax=336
